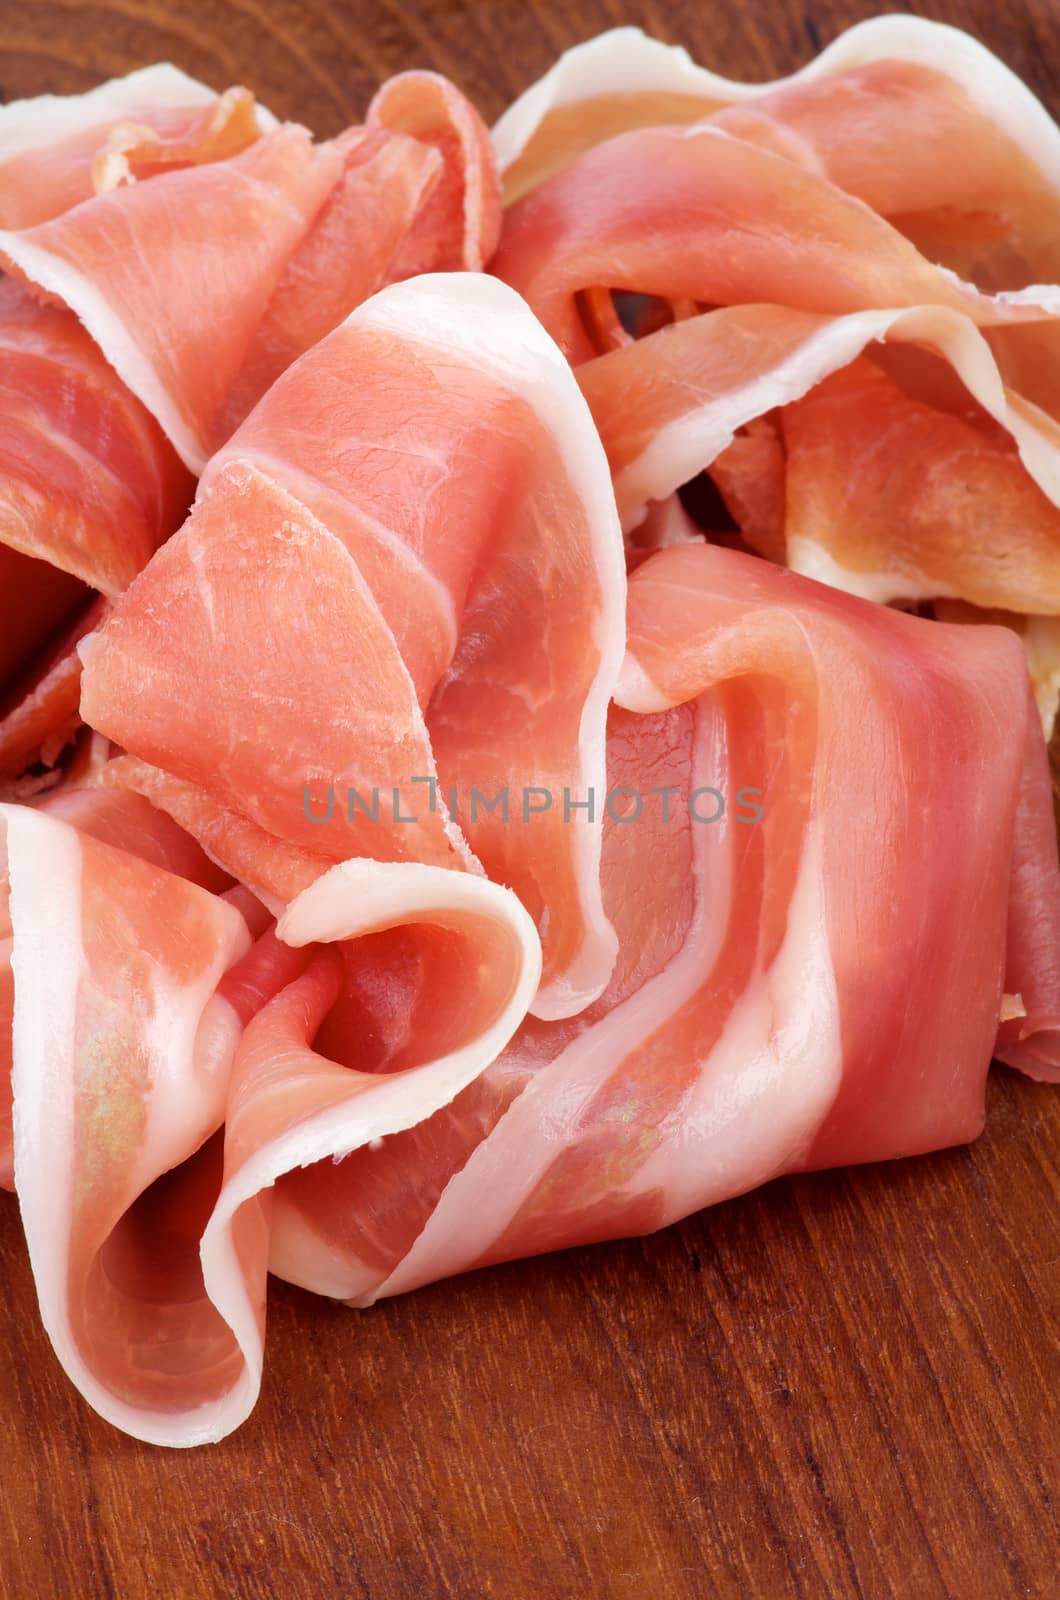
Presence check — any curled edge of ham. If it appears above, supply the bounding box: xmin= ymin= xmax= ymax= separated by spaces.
xmin=491 ymin=16 xmax=1060 ymax=198
xmin=346 ymin=272 xmax=625 ymax=1019
xmin=4 ymin=799 xmax=539 ymax=1445
xmin=583 ymin=302 xmax=1060 ymax=594
xmin=196 ymin=860 xmax=540 ymax=1448
xmin=0 ymin=63 xmax=275 ymax=163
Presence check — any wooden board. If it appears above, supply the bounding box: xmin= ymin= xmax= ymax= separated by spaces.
xmin=1 ymin=3 xmax=1058 ymax=1596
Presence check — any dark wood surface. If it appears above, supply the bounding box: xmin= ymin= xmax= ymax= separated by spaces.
xmin=1 ymin=3 xmax=1059 ymax=1597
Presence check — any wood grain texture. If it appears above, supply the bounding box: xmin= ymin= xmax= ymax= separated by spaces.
xmin=1 ymin=3 xmax=1058 ymax=1596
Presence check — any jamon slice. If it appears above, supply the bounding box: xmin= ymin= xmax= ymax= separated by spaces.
xmin=82 ymin=274 xmax=626 ymax=1018
xmin=933 ymin=603 xmax=1060 ymax=738
xmin=0 ymin=129 xmax=344 ymax=471
xmin=6 ymin=819 xmax=537 ymax=1445
xmin=0 ymin=597 xmax=108 ymax=780
xmin=367 ymin=70 xmax=501 ymax=275
xmin=576 ymin=302 xmax=1060 ymax=615
xmin=188 ymin=860 xmax=540 ymax=1445
xmin=0 ymin=72 xmax=500 ymax=469
xmin=0 ymin=281 xmax=191 ymax=777
xmin=255 ymin=543 xmax=1048 ymax=1304
xmin=211 ymin=127 xmax=443 ymax=439
xmin=0 ymin=785 xmax=233 ymax=1188
xmin=0 ymin=64 xmax=271 ymax=229
xmin=214 ymin=75 xmax=500 ymax=439
xmin=781 ymin=356 xmax=1060 ymax=612
xmin=0 ymin=801 xmax=251 ymax=1446
xmin=0 ymin=280 xmax=192 ymax=593
xmin=494 ymin=17 xmax=1060 ymax=284
xmin=993 ymin=682 xmax=1060 ymax=1083
xmin=492 ymin=122 xmax=1059 ymax=367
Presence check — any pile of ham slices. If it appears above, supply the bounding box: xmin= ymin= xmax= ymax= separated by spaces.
xmin=1 ymin=16 xmax=1058 ymax=1445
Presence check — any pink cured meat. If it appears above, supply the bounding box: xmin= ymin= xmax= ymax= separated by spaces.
xmin=0 ymin=70 xmax=502 ymax=469
xmin=574 ymin=302 xmax=1060 ymax=615
xmin=493 ymin=18 xmax=1060 ymax=291
xmin=367 ymin=70 xmax=501 ymax=275
xmin=80 ymin=274 xmax=627 ymax=1019
xmin=491 ymin=120 xmax=1059 ymax=368
xmin=0 ymin=280 xmax=192 ymax=596
xmin=247 ymin=542 xmax=1051 ymax=1308
xmin=0 ymin=797 xmax=251 ymax=1442
xmin=0 ymin=127 xmax=345 ymax=471
xmin=0 ymin=786 xmax=232 ymax=1189
xmin=2 ymin=798 xmax=539 ymax=1442
xmin=0 ymin=64 xmax=266 ymax=229
xmin=0 ymin=280 xmax=193 ymax=777
xmin=216 ymin=73 xmax=501 ymax=439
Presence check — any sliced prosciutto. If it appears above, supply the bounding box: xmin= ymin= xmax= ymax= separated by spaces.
xmin=495 ymin=22 xmax=1060 ymax=433
xmin=0 ymin=785 xmax=232 ymax=1188
xmin=0 ymin=280 xmax=191 ymax=595
xmin=0 ymin=280 xmax=192 ymax=776
xmin=492 ymin=118 xmax=1060 ymax=368
xmin=80 ymin=274 xmax=626 ymax=1018
xmin=215 ymin=72 xmax=501 ymax=439
xmin=0 ymin=72 xmax=500 ymax=468
xmin=493 ymin=17 xmax=1060 ymax=292
xmin=3 ymin=797 xmax=538 ymax=1443
xmin=0 ymin=797 xmax=252 ymax=1444
xmin=194 ymin=541 xmax=1054 ymax=1314
xmin=0 ymin=64 xmax=271 ymax=229
xmin=576 ymin=302 xmax=1060 ymax=614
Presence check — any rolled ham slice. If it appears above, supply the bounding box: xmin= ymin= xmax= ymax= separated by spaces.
xmin=221 ymin=543 xmax=1055 ymax=1311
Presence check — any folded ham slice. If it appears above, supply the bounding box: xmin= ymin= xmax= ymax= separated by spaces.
xmin=0 ymin=64 xmax=271 ymax=229
xmin=492 ymin=120 xmax=1059 ymax=368
xmin=576 ymin=303 xmax=1060 ymax=612
xmin=494 ymin=17 xmax=1060 ymax=293
xmin=81 ymin=273 xmax=626 ymax=1018
xmin=0 ymin=70 xmax=500 ymax=469
xmin=0 ymin=280 xmax=192 ymax=777
xmin=208 ymin=542 xmax=1054 ymax=1312
xmin=492 ymin=22 xmax=1060 ymax=728
xmin=2 ymin=789 xmax=539 ymax=1443
xmin=0 ymin=785 xmax=232 ymax=1189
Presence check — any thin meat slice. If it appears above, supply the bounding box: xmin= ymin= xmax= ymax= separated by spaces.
xmin=89 ymin=87 xmax=263 ymax=194
xmin=215 ymin=75 xmax=499 ymax=440
xmin=994 ymin=683 xmax=1060 ymax=1082
xmin=0 ymin=127 xmax=344 ymax=471
xmin=0 ymin=785 xmax=231 ymax=1189
xmin=781 ymin=356 xmax=1060 ymax=612
xmin=576 ymin=302 xmax=1060 ymax=614
xmin=492 ymin=123 xmax=1060 ymax=367
xmin=367 ymin=70 xmax=502 ymax=274
xmin=317 ymin=543 xmax=1041 ymax=1302
xmin=0 ymin=597 xmax=108 ymax=780
xmin=0 ymin=64 xmax=271 ymax=229
xmin=82 ymin=274 xmax=626 ymax=1018
xmin=81 ymin=458 xmax=466 ymax=902
xmin=494 ymin=18 xmax=1060 ymax=272
xmin=212 ymin=127 xmax=443 ymax=439
xmin=0 ymin=73 xmax=501 ymax=470
xmin=1 ymin=801 xmax=251 ymax=1444
xmin=933 ymin=603 xmax=1060 ymax=739
xmin=0 ymin=280 xmax=191 ymax=777
xmin=188 ymin=860 xmax=540 ymax=1444
xmin=0 ymin=281 xmax=192 ymax=594
xmin=6 ymin=827 xmax=537 ymax=1445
